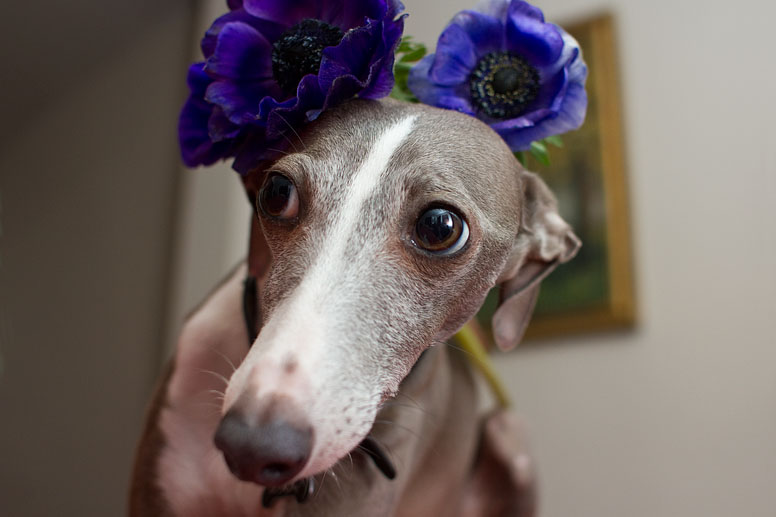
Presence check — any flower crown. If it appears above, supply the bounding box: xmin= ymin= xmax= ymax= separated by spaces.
xmin=179 ymin=0 xmax=588 ymax=174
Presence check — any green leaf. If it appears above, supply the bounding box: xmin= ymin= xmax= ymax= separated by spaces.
xmin=530 ymin=141 xmax=550 ymax=166
xmin=544 ymin=135 xmax=564 ymax=148
xmin=514 ymin=151 xmax=526 ymax=166
xmin=390 ymin=89 xmax=418 ymax=102
xmin=391 ymin=36 xmax=426 ymax=104
xmin=399 ymin=44 xmax=427 ymax=62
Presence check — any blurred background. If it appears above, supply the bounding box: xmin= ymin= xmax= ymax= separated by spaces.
xmin=1 ymin=0 xmax=774 ymax=516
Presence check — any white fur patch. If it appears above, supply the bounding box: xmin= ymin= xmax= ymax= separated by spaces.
xmin=222 ymin=115 xmax=419 ymax=479
xmin=318 ymin=114 xmax=417 ymax=268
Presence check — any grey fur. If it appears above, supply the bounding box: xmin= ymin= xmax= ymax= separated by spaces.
xmin=130 ymin=99 xmax=578 ymax=516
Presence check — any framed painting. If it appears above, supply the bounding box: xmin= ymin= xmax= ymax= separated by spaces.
xmin=477 ymin=13 xmax=636 ymax=341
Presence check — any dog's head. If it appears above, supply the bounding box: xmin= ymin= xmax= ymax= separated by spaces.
xmin=215 ymin=99 xmax=579 ymax=486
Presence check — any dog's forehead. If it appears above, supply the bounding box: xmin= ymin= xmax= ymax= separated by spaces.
xmin=290 ymin=100 xmax=522 ymax=220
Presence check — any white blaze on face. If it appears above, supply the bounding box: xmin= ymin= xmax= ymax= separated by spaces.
xmin=223 ymin=115 xmax=418 ymax=478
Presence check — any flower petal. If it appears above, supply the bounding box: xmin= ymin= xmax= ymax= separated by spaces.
xmin=319 ymin=14 xmax=404 ymax=99
xmin=319 ymin=24 xmax=380 ymax=90
xmin=262 ymin=74 xmax=325 ymax=137
xmin=449 ymin=10 xmax=504 ymax=56
xmin=359 ymin=14 xmax=405 ymax=98
xmin=321 ymin=0 xmax=391 ymax=29
xmin=436 ymin=93 xmax=476 ymax=114
xmin=208 ymin=106 xmax=242 ymax=142
xmin=179 ymin=96 xmax=218 ymax=166
xmin=232 ymin=129 xmax=277 ymax=174
xmin=179 ymin=103 xmax=234 ymax=166
xmin=532 ymin=65 xmax=568 ymax=115
xmin=201 ymin=10 xmax=285 ymax=58
xmin=505 ymin=0 xmax=563 ymax=67
xmin=179 ymin=63 xmax=235 ymax=167
xmin=563 ymin=34 xmax=587 ymax=84
xmin=533 ymin=34 xmax=587 ymax=116
xmin=408 ymin=55 xmax=476 ymax=115
xmin=430 ymin=24 xmax=478 ymax=86
xmin=538 ymin=30 xmax=584 ymax=79
xmin=407 ymin=54 xmax=438 ymax=103
xmin=242 ymin=0 xmax=315 ymax=25
xmin=498 ymin=80 xmax=587 ymax=150
xmin=181 ymin=0 xmax=406 ymax=173
xmin=206 ymin=78 xmax=278 ymax=124
xmin=405 ymin=0 xmax=588 ymax=154
xmin=185 ymin=62 xmax=210 ymax=98
xmin=204 ymin=21 xmax=273 ymax=80
xmin=257 ymin=95 xmax=298 ymax=123
xmin=358 ymin=55 xmax=397 ymax=99
xmin=473 ymin=0 xmax=509 ymax=20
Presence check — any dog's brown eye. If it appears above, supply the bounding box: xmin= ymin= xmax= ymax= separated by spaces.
xmin=414 ymin=207 xmax=469 ymax=255
xmin=258 ymin=173 xmax=299 ymax=220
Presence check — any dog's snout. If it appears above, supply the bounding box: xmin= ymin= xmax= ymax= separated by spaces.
xmin=214 ymin=401 xmax=313 ymax=487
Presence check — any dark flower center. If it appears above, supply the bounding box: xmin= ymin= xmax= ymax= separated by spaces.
xmin=272 ymin=19 xmax=344 ymax=97
xmin=469 ymin=52 xmax=540 ymax=119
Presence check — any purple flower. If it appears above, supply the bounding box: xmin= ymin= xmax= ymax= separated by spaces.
xmin=179 ymin=0 xmax=405 ymax=173
xmin=407 ymin=0 xmax=587 ymax=151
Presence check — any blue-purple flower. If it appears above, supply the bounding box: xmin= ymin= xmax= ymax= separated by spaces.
xmin=179 ymin=0 xmax=405 ymax=173
xmin=408 ymin=0 xmax=587 ymax=151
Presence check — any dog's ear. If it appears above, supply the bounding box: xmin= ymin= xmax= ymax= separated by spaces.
xmin=492 ymin=171 xmax=580 ymax=351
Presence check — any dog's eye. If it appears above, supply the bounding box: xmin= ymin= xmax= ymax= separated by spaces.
xmin=414 ymin=207 xmax=469 ymax=255
xmin=258 ymin=173 xmax=299 ymax=220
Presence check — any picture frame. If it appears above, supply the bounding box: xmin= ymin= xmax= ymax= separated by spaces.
xmin=477 ymin=13 xmax=637 ymax=341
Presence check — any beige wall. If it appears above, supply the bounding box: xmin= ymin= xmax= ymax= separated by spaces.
xmin=0 ymin=4 xmax=191 ymax=516
xmin=164 ymin=0 xmax=253 ymax=351
xmin=175 ymin=1 xmax=776 ymax=516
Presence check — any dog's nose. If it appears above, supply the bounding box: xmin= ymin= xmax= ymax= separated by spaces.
xmin=214 ymin=405 xmax=313 ymax=487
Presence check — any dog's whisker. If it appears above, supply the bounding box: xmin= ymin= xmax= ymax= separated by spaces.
xmin=210 ymin=348 xmax=238 ymax=375
xmin=380 ymin=399 xmax=431 ymax=413
xmin=192 ymin=402 xmax=224 ymax=418
xmin=379 ymin=401 xmax=437 ymax=422
xmin=360 ymin=435 xmax=398 ymax=478
xmin=330 ymin=466 xmax=344 ymax=496
xmin=276 ymin=128 xmax=299 ymax=153
xmin=374 ymin=418 xmax=443 ymax=467
xmin=197 ymin=368 xmax=230 ymax=387
xmin=205 ymin=389 xmax=226 ymax=400
xmin=266 ymin=147 xmax=292 ymax=157
xmin=434 ymin=339 xmax=477 ymax=360
xmin=372 ymin=419 xmax=423 ymax=442
xmin=274 ymin=112 xmax=306 ymax=151
xmin=392 ymin=391 xmax=428 ymax=414
xmin=380 ymin=400 xmax=426 ymax=411
xmin=315 ymin=469 xmax=329 ymax=500
xmin=195 ymin=400 xmax=222 ymax=409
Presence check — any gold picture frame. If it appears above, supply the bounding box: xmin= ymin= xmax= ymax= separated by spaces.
xmin=527 ymin=13 xmax=635 ymax=339
xmin=476 ymin=13 xmax=636 ymax=341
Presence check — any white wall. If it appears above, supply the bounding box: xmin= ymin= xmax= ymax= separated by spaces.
xmin=171 ymin=1 xmax=776 ymax=516
xmin=447 ymin=1 xmax=775 ymax=516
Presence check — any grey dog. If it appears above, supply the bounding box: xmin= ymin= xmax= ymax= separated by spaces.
xmin=131 ymin=99 xmax=579 ymax=516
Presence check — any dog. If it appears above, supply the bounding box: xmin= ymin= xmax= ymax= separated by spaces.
xmin=130 ymin=98 xmax=580 ymax=516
